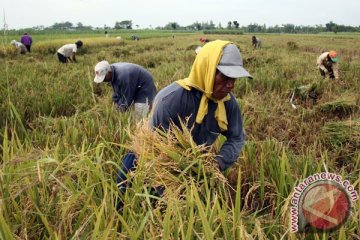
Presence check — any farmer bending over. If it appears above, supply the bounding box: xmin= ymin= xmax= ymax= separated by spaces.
xmin=57 ymin=40 xmax=83 ymax=63
xmin=252 ymin=36 xmax=261 ymax=49
xmin=94 ymin=61 xmax=157 ymax=119
xmin=316 ymin=50 xmax=339 ymax=80
xmin=10 ymin=40 xmax=27 ymax=54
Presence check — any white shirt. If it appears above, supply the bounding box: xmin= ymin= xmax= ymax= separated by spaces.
xmin=11 ymin=40 xmax=25 ymax=48
xmin=57 ymin=44 xmax=77 ymax=57
xmin=11 ymin=40 xmax=27 ymax=53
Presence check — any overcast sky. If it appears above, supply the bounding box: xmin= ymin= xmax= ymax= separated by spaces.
xmin=2 ymin=0 xmax=359 ymax=29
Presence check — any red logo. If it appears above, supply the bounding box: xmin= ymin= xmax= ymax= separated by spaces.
xmin=300 ymin=181 xmax=351 ymax=231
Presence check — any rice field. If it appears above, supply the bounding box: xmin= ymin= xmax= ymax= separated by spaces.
xmin=0 ymin=32 xmax=359 ymax=239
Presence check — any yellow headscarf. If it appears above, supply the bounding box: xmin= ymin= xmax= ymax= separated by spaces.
xmin=176 ymin=40 xmax=232 ymax=131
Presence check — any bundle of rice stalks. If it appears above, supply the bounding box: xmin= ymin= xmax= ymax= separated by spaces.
xmin=316 ymin=95 xmax=359 ymax=118
xmin=127 ymin=120 xmax=227 ymax=200
xmin=289 ymin=82 xmax=324 ymax=107
xmin=321 ymin=119 xmax=360 ymax=168
xmin=321 ymin=119 xmax=360 ymax=148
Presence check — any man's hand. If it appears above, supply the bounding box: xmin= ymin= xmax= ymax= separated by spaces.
xmin=116 ymin=103 xmax=126 ymax=112
xmin=320 ymin=66 xmax=328 ymax=74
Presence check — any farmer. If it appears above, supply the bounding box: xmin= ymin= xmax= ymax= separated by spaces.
xmin=20 ymin=33 xmax=33 ymax=52
xmin=152 ymin=40 xmax=251 ymax=171
xmin=195 ymin=37 xmax=211 ymax=54
xmin=316 ymin=50 xmax=339 ymax=80
xmin=116 ymin=40 xmax=251 ymax=205
xmin=10 ymin=40 xmax=27 ymax=54
xmin=200 ymin=36 xmax=210 ymax=43
xmin=252 ymin=36 xmax=261 ymax=49
xmin=131 ymin=35 xmax=140 ymax=41
xmin=93 ymin=61 xmax=157 ymax=119
xmin=56 ymin=40 xmax=83 ymax=63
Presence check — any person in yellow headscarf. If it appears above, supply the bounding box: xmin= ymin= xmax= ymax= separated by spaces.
xmin=150 ymin=40 xmax=252 ymax=171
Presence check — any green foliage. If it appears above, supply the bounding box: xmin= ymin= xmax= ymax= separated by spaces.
xmin=50 ymin=21 xmax=73 ymax=29
xmin=114 ymin=20 xmax=133 ymax=29
xmin=163 ymin=22 xmax=181 ymax=30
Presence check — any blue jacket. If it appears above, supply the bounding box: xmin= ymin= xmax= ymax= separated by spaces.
xmin=150 ymin=82 xmax=245 ymax=171
xmin=110 ymin=63 xmax=157 ymax=110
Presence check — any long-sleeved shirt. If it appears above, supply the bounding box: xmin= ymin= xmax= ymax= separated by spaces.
xmin=20 ymin=35 xmax=32 ymax=46
xmin=316 ymin=52 xmax=339 ymax=79
xmin=110 ymin=63 xmax=157 ymax=110
xmin=150 ymin=82 xmax=245 ymax=171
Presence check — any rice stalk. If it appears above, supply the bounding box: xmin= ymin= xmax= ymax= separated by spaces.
xmin=129 ymin=120 xmax=228 ymax=200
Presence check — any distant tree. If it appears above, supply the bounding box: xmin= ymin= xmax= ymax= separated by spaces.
xmin=75 ymin=22 xmax=92 ymax=30
xmin=171 ymin=22 xmax=178 ymax=30
xmin=33 ymin=25 xmax=45 ymax=30
xmin=194 ymin=22 xmax=202 ymax=30
xmin=333 ymin=25 xmax=338 ymax=34
xmin=218 ymin=22 xmax=222 ymax=29
xmin=233 ymin=21 xmax=239 ymax=29
xmin=114 ymin=20 xmax=132 ymax=29
xmin=247 ymin=23 xmax=261 ymax=32
xmin=186 ymin=21 xmax=215 ymax=31
xmin=267 ymin=24 xmax=281 ymax=33
xmin=208 ymin=20 xmax=216 ymax=29
xmin=227 ymin=21 xmax=232 ymax=29
xmin=325 ymin=21 xmax=335 ymax=32
xmin=164 ymin=22 xmax=180 ymax=30
xmin=77 ymin=22 xmax=84 ymax=28
xmin=325 ymin=21 xmax=340 ymax=33
xmin=282 ymin=24 xmax=295 ymax=33
xmin=51 ymin=21 xmax=73 ymax=29
xmin=114 ymin=22 xmax=121 ymax=29
xmin=187 ymin=21 xmax=202 ymax=30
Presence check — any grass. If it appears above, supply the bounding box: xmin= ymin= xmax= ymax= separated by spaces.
xmin=0 ymin=32 xmax=359 ymax=239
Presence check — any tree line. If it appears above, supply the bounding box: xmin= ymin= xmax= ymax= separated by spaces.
xmin=6 ymin=20 xmax=360 ymax=34
xmin=161 ymin=21 xmax=360 ymax=34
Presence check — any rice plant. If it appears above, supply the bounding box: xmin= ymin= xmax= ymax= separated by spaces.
xmin=1 ymin=32 xmax=359 ymax=239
